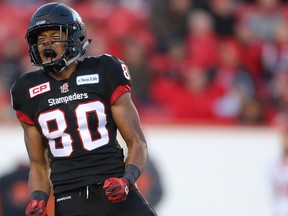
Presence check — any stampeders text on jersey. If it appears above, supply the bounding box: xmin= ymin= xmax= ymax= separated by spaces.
xmin=48 ymin=93 xmax=88 ymax=106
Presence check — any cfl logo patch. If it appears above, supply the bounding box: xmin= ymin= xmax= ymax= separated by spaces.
xmin=29 ymin=82 xmax=51 ymax=98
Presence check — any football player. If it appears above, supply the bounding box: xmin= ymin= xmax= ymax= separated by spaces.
xmin=10 ymin=2 xmax=157 ymax=216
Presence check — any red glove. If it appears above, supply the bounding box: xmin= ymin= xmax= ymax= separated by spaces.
xmin=25 ymin=200 xmax=47 ymax=216
xmin=103 ymin=177 xmax=130 ymax=203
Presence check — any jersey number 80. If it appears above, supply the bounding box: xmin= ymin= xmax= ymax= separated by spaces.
xmin=38 ymin=101 xmax=108 ymax=157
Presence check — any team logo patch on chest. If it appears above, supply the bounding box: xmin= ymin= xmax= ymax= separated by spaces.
xmin=76 ymin=74 xmax=99 ymax=85
xmin=60 ymin=83 xmax=69 ymax=93
xmin=29 ymin=82 xmax=51 ymax=98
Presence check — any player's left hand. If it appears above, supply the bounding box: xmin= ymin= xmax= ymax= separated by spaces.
xmin=103 ymin=177 xmax=130 ymax=203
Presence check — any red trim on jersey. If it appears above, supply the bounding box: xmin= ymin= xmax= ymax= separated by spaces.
xmin=110 ymin=84 xmax=131 ymax=105
xmin=16 ymin=110 xmax=34 ymax=125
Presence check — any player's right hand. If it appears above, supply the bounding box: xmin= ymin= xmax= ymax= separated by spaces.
xmin=25 ymin=200 xmax=47 ymax=216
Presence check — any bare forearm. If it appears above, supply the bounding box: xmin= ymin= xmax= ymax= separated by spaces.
xmin=111 ymin=93 xmax=149 ymax=176
xmin=125 ymin=140 xmax=149 ymax=173
xmin=28 ymin=166 xmax=51 ymax=195
xmin=20 ymin=122 xmax=51 ymax=195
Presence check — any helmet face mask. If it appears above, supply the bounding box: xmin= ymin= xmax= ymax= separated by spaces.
xmin=26 ymin=2 xmax=89 ymax=74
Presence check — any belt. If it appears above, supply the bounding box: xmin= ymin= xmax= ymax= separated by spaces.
xmin=56 ymin=183 xmax=103 ymax=202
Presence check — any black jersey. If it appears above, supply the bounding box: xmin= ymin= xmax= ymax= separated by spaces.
xmin=11 ymin=54 xmax=132 ymax=194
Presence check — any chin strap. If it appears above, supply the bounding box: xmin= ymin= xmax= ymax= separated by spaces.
xmin=65 ymin=39 xmax=92 ymax=67
xmin=44 ymin=39 xmax=92 ymax=74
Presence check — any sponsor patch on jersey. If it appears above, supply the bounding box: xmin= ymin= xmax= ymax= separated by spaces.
xmin=76 ymin=74 xmax=99 ymax=85
xmin=29 ymin=82 xmax=51 ymax=98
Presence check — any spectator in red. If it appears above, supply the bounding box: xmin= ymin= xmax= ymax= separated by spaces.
xmin=150 ymin=62 xmax=224 ymax=121
xmin=209 ymin=39 xmax=259 ymax=122
xmin=148 ymin=39 xmax=190 ymax=119
xmin=172 ymin=65 xmax=224 ymax=120
xmin=234 ymin=17 xmax=264 ymax=87
xmin=185 ymin=9 xmax=219 ymax=69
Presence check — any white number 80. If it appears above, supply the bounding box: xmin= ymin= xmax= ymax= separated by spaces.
xmin=38 ymin=101 xmax=109 ymax=157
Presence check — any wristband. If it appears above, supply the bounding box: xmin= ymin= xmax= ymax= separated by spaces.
xmin=30 ymin=190 xmax=49 ymax=203
xmin=123 ymin=164 xmax=141 ymax=185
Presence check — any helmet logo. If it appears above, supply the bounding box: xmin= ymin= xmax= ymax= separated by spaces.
xmin=36 ymin=20 xmax=47 ymax=25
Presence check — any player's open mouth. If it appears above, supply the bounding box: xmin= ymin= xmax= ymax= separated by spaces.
xmin=43 ymin=49 xmax=58 ymax=63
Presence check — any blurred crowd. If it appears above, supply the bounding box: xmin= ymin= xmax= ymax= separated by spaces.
xmin=1 ymin=0 xmax=288 ymax=125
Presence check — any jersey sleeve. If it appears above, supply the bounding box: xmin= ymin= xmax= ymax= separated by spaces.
xmin=100 ymin=54 xmax=132 ymax=104
xmin=10 ymin=76 xmax=35 ymax=125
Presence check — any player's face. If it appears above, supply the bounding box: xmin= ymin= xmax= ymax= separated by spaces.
xmin=37 ymin=29 xmax=66 ymax=64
